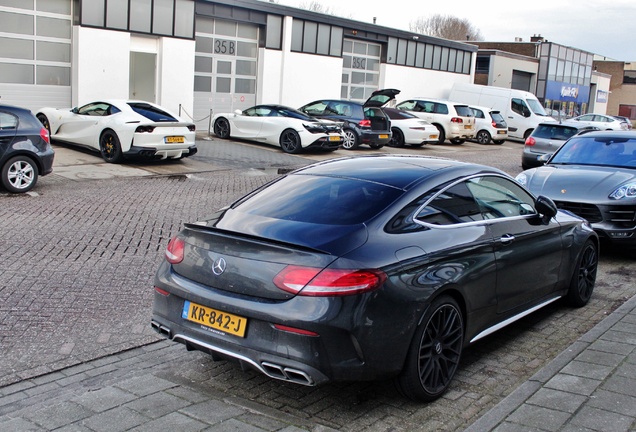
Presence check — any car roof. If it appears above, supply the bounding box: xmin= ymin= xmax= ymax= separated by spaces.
xmin=406 ymin=98 xmax=469 ymax=106
xmin=0 ymin=104 xmax=34 ymax=115
xmin=570 ymin=130 xmax=636 ymax=139
xmin=292 ymin=155 xmax=505 ymax=190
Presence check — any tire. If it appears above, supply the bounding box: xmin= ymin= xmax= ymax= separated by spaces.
xmin=566 ymin=240 xmax=598 ymax=307
xmin=492 ymin=140 xmax=505 ymax=145
xmin=279 ymin=129 xmax=303 ymax=154
xmin=390 ymin=127 xmax=405 ymax=147
xmin=449 ymin=138 xmax=465 ymax=144
xmin=369 ymin=142 xmax=384 ymax=149
xmin=99 ymin=130 xmax=123 ymax=163
xmin=342 ymin=129 xmax=359 ymax=150
xmin=476 ymin=130 xmax=491 ymax=144
xmin=433 ymin=125 xmax=445 ymax=144
xmin=213 ymin=118 xmax=231 ymax=139
xmin=1 ymin=155 xmax=38 ymax=193
xmin=37 ymin=114 xmax=51 ymax=136
xmin=395 ymin=296 xmax=464 ymax=402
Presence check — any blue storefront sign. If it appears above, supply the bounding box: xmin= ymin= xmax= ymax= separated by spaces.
xmin=545 ymin=81 xmax=589 ymax=104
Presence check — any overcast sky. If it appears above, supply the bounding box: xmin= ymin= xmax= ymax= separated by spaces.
xmin=272 ymin=0 xmax=635 ymax=62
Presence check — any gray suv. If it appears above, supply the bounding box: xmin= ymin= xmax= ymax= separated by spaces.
xmin=521 ymin=122 xmax=599 ymax=169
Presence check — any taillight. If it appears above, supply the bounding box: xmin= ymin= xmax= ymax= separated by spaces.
xmin=165 ymin=237 xmax=185 ymax=264
xmin=450 ymin=117 xmax=464 ymax=123
xmin=525 ymin=136 xmax=536 ymax=146
xmin=135 ymin=125 xmax=155 ymax=133
xmin=40 ymin=127 xmax=50 ymax=144
xmin=358 ymin=119 xmax=371 ymax=127
xmin=272 ymin=324 xmax=319 ymax=336
xmin=273 ymin=265 xmax=386 ymax=297
xmin=154 ymin=286 xmax=170 ymax=296
xmin=187 ymin=124 xmax=196 ymax=132
xmin=491 ymin=121 xmax=497 ymax=128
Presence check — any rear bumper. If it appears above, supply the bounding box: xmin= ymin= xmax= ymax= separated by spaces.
xmin=124 ymin=145 xmax=197 ymax=160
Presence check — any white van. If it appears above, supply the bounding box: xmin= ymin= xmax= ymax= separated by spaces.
xmin=448 ymin=83 xmax=555 ymax=140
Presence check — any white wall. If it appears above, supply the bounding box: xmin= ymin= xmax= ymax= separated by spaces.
xmin=489 ymin=55 xmax=539 ymax=89
xmin=73 ymin=27 xmax=130 ymax=106
xmin=382 ymin=64 xmax=472 ymax=102
xmin=157 ymin=37 xmax=195 ymax=118
xmin=73 ymin=27 xmax=194 ymax=118
xmin=279 ymin=52 xmax=343 ymax=107
xmin=258 ymin=48 xmax=284 ymax=104
xmin=590 ymin=73 xmax=611 ymax=114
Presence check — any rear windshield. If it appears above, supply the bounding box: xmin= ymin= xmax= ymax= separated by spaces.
xmin=533 ymin=124 xmax=578 ymax=140
xmin=491 ymin=112 xmax=505 ymax=122
xmin=128 ymin=103 xmax=177 ymax=122
xmin=233 ymin=175 xmax=403 ymax=225
xmin=454 ymin=105 xmax=473 ymax=117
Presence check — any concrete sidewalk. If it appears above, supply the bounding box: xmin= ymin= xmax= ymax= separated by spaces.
xmin=0 ymin=294 xmax=633 ymax=431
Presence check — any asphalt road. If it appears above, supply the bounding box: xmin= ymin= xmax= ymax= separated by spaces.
xmin=0 ymin=136 xmax=634 ymax=431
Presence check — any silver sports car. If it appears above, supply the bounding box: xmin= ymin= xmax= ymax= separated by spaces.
xmin=37 ymin=100 xmax=197 ymax=163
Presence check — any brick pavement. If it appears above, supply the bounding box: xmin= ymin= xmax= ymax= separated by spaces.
xmin=0 ymin=138 xmax=634 ymax=431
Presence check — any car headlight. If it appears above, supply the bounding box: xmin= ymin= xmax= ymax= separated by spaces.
xmin=515 ymin=173 xmax=528 ymax=186
xmin=609 ymin=182 xmax=636 ymax=200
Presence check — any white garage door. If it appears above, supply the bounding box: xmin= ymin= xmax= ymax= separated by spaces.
xmin=341 ymin=39 xmax=382 ymax=103
xmin=193 ymin=17 xmax=258 ymax=131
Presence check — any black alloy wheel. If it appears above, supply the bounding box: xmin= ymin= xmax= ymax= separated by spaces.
xmin=476 ymin=130 xmax=492 ymax=144
xmin=279 ymin=129 xmax=302 ymax=154
xmin=213 ymin=118 xmax=231 ymax=139
xmin=396 ymin=296 xmax=464 ymax=401
xmin=1 ymin=155 xmax=38 ymax=193
xmin=566 ymin=240 xmax=598 ymax=307
xmin=99 ymin=130 xmax=123 ymax=163
xmin=342 ymin=129 xmax=360 ymax=150
xmin=390 ymin=127 xmax=405 ymax=147
xmin=37 ymin=114 xmax=51 ymax=135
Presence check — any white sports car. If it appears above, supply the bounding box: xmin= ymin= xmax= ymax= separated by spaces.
xmin=36 ymin=100 xmax=197 ymax=163
xmin=383 ymin=107 xmax=439 ymax=147
xmin=212 ymin=105 xmax=344 ymax=153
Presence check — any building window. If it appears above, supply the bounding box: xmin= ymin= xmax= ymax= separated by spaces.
xmin=79 ymin=0 xmax=195 ymax=39
xmin=624 ymin=71 xmax=636 ymax=84
xmin=265 ymin=14 xmax=282 ymax=50
xmin=290 ymin=18 xmax=343 ymax=57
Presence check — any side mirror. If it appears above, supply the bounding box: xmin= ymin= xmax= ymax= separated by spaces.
xmin=234 ymin=109 xmax=243 ymax=115
xmin=537 ymin=153 xmax=552 ymax=165
xmin=71 ymin=107 xmax=79 ymax=114
xmin=536 ymin=195 xmax=557 ymax=223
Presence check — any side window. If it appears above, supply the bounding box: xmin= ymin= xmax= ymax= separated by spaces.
xmin=397 ymin=100 xmax=417 ymax=111
xmin=466 ymin=176 xmax=536 ymax=219
xmin=415 ymin=182 xmax=484 ymax=225
xmin=435 ymin=103 xmax=449 ymax=115
xmin=511 ymin=98 xmax=530 ymax=117
xmin=0 ymin=112 xmax=18 ymax=130
xmin=301 ymin=102 xmax=327 ymax=115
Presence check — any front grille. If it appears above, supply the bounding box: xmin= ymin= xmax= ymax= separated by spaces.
xmin=555 ymin=201 xmax=636 ymax=228
xmin=554 ymin=201 xmax=602 ymax=223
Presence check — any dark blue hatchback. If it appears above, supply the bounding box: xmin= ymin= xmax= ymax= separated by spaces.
xmin=0 ymin=104 xmax=54 ymax=193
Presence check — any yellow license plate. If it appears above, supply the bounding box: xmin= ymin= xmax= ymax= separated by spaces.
xmin=497 ymin=130 xmax=506 ymax=134
xmin=379 ymin=134 xmax=389 ymax=139
xmin=165 ymin=136 xmax=185 ymax=143
xmin=464 ymin=125 xmax=473 ymax=129
xmin=329 ymin=136 xmax=341 ymax=141
xmin=182 ymin=300 xmax=247 ymax=337
xmin=430 ymin=135 xmax=439 ymax=139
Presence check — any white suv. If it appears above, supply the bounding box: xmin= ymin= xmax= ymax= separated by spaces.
xmin=395 ymin=98 xmax=475 ymax=144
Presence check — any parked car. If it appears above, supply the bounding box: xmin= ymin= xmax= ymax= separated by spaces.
xmin=1 ymin=104 xmax=54 ymax=193
xmin=382 ymin=107 xmax=439 ymax=147
xmin=298 ymin=89 xmax=400 ymax=150
xmin=212 ymin=105 xmax=343 ymax=154
xmin=517 ymin=130 xmax=636 ymax=248
xmin=152 ymin=155 xmax=598 ymax=402
xmin=395 ymin=98 xmax=475 ymax=144
xmin=470 ymin=105 xmax=508 ymax=144
xmin=36 ymin=100 xmax=197 ymax=163
xmin=612 ymin=115 xmax=633 ymax=130
xmin=569 ymin=114 xmax=628 ymax=131
xmin=522 ymin=122 xmax=600 ymax=169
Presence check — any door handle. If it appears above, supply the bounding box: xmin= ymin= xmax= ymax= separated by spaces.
xmin=500 ymin=234 xmax=515 ymax=245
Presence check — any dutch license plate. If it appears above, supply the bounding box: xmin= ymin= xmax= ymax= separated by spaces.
xmin=464 ymin=125 xmax=473 ymax=129
xmin=182 ymin=300 xmax=247 ymax=337
xmin=165 ymin=136 xmax=185 ymax=143
xmin=430 ymin=135 xmax=439 ymax=139
xmin=497 ymin=130 xmax=506 ymax=134
xmin=329 ymin=136 xmax=341 ymax=141
xmin=379 ymin=134 xmax=389 ymax=139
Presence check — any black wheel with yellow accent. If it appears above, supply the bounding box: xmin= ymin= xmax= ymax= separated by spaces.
xmin=99 ymin=130 xmax=123 ymax=163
